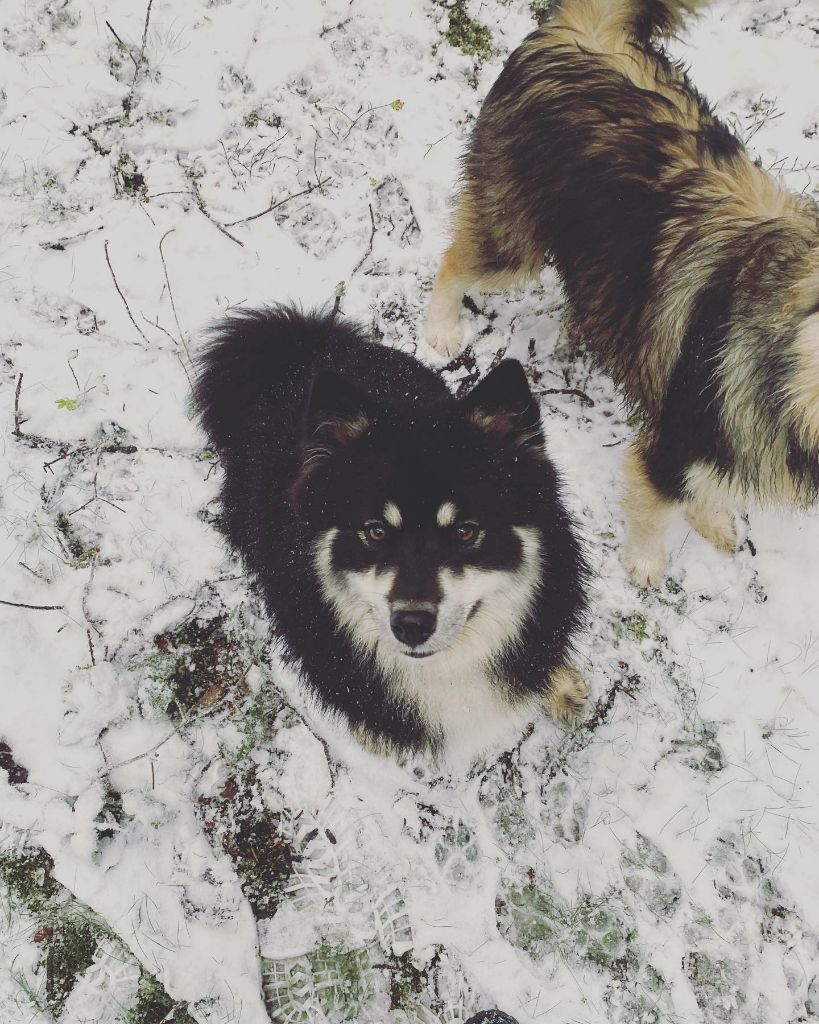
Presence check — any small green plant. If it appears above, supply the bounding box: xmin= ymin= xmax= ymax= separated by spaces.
xmin=44 ymin=915 xmax=102 ymax=1016
xmin=1 ymin=844 xmax=119 ymax=1017
xmin=124 ymin=971 xmax=197 ymax=1024
xmin=670 ymin=723 xmax=726 ymax=774
xmin=55 ymin=397 xmax=78 ymax=411
xmin=444 ymin=1 xmax=492 ymax=61
xmin=0 ymin=847 xmax=62 ymax=916
xmin=618 ymin=611 xmax=649 ymax=643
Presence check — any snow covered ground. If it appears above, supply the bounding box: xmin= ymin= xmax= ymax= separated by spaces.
xmin=2 ymin=0 xmax=819 ymax=1020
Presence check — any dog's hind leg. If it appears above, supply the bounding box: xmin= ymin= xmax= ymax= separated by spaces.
xmin=426 ymin=190 xmax=532 ymax=358
xmin=621 ymin=434 xmax=677 ymax=586
xmin=682 ymin=462 xmax=740 ymax=554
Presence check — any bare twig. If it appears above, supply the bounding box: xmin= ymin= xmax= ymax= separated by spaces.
xmin=43 ymin=450 xmax=72 ymax=473
xmin=87 ymin=629 xmax=96 ymax=666
xmin=69 ymin=122 xmax=110 ymax=157
xmin=105 ymin=20 xmax=138 ymax=67
xmin=350 ymin=202 xmax=376 ymax=277
xmin=0 ymin=599 xmax=64 ymax=611
xmin=223 ymin=176 xmax=332 ymax=227
xmin=158 ymin=229 xmax=189 ymax=358
xmin=138 ymin=0 xmax=154 ymax=59
xmin=39 ymin=225 xmax=104 ymax=251
xmin=67 ymin=354 xmax=80 ymax=391
xmin=123 ymin=0 xmax=155 ymax=116
xmin=104 ymin=239 xmax=150 ymax=344
xmin=541 ymin=386 xmax=595 ymax=408
xmin=187 ymin=176 xmax=244 ymax=247
xmin=424 ymin=131 xmax=453 ymax=159
xmin=14 ymin=373 xmax=23 ymax=438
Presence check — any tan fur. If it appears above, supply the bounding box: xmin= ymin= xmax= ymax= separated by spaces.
xmin=428 ymin=0 xmax=819 ymax=583
xmin=621 ymin=437 xmax=677 ymax=586
xmin=545 ymin=664 xmax=589 ymax=724
xmin=787 ymin=314 xmax=819 ymax=446
xmin=682 ymin=463 xmax=741 ymax=552
xmin=426 ymin=191 xmax=538 ymax=356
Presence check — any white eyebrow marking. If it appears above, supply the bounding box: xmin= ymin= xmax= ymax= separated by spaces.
xmin=436 ymin=502 xmax=458 ymax=528
xmin=383 ymin=502 xmax=403 ymax=529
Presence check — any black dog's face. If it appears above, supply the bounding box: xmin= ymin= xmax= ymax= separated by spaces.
xmin=294 ymin=362 xmax=553 ymax=670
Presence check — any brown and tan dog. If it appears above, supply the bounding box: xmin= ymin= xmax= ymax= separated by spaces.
xmin=427 ymin=0 xmax=819 ymax=584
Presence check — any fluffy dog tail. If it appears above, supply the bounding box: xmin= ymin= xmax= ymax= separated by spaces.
xmin=552 ymin=0 xmax=712 ymax=45
xmin=626 ymin=0 xmax=713 ymax=39
xmin=192 ymin=305 xmax=364 ymax=453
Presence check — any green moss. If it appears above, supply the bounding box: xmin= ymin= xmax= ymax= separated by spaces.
xmin=228 ymin=681 xmax=282 ymax=764
xmin=496 ymin=800 xmax=536 ymax=848
xmin=444 ymin=1 xmax=492 ymax=62
xmin=683 ymin=952 xmax=745 ymax=1022
xmin=530 ymin=0 xmax=558 ymax=24
xmin=124 ymin=972 xmax=196 ymax=1024
xmin=671 ymin=724 xmax=726 ymax=774
xmin=0 ymin=848 xmax=62 ymax=916
xmin=310 ymin=941 xmax=372 ymax=1020
xmin=45 ymin=916 xmax=102 ymax=1016
xmin=619 ymin=612 xmax=649 ymax=642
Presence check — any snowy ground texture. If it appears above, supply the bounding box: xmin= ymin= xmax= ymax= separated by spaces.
xmin=2 ymin=0 xmax=819 ymax=1021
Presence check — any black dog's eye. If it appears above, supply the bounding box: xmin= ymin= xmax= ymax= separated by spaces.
xmin=364 ymin=520 xmax=387 ymax=543
xmin=454 ymin=522 xmax=479 ymax=545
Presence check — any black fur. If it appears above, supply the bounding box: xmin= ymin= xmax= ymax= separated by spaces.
xmin=194 ymin=306 xmax=588 ymax=755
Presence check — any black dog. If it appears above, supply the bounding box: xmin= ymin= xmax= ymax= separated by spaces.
xmin=194 ymin=306 xmax=588 ymax=759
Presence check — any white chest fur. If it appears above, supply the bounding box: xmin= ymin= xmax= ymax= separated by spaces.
xmin=388 ymin=651 xmax=538 ymax=764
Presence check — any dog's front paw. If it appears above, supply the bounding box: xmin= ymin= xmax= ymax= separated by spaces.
xmin=623 ymin=543 xmax=667 ymax=587
xmin=424 ymin=312 xmax=464 ymax=358
xmin=546 ymin=665 xmax=589 ymax=725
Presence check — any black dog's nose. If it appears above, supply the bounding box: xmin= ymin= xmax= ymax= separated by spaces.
xmin=390 ymin=608 xmax=436 ymax=648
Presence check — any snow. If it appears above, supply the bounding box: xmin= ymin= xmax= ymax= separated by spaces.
xmin=1 ymin=0 xmax=819 ymax=1021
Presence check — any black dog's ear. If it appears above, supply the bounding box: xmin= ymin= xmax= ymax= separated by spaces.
xmin=303 ymin=371 xmax=372 ymax=460
xmin=463 ymin=360 xmax=542 ymax=449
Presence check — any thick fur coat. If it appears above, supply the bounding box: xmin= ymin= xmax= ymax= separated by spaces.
xmin=427 ymin=0 xmax=819 ymax=583
xmin=194 ymin=307 xmax=588 ymax=759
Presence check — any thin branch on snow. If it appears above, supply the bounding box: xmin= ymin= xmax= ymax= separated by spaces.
xmin=187 ymin=174 xmax=244 ymax=247
xmin=104 ymin=239 xmax=150 ymax=344
xmin=105 ymin=20 xmax=138 ymax=67
xmin=350 ymin=202 xmax=376 ymax=278
xmin=158 ymin=229 xmax=190 ymax=360
xmin=0 ymin=598 xmax=65 ymax=612
xmin=13 ymin=373 xmax=23 ymax=438
xmin=223 ymin=176 xmax=332 ymax=227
